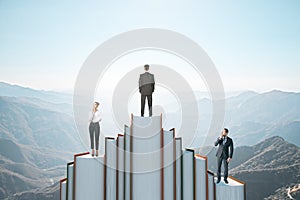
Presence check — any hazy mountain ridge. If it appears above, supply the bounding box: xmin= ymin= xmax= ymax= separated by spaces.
xmin=226 ymin=89 xmax=300 ymax=125
xmin=220 ymin=90 xmax=300 ymax=147
xmin=1 ymin=82 xmax=300 ymax=199
xmin=0 ymin=83 xmax=83 ymax=199
xmin=184 ymin=89 xmax=300 ymax=148
xmin=0 ymin=96 xmax=81 ymax=151
xmin=0 ymin=82 xmax=72 ymax=104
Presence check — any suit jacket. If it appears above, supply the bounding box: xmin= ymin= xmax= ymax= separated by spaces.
xmin=214 ymin=136 xmax=234 ymax=159
xmin=139 ymin=72 xmax=155 ymax=95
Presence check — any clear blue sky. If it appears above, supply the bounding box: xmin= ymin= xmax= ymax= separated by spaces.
xmin=0 ymin=0 xmax=299 ymax=92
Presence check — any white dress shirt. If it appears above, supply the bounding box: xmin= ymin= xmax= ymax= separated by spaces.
xmin=89 ymin=110 xmax=102 ymax=123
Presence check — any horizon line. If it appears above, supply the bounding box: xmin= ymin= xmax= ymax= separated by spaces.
xmin=1 ymin=81 xmax=300 ymax=95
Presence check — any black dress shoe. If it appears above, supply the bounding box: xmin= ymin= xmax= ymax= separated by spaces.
xmin=224 ymin=179 xmax=229 ymax=184
xmin=216 ymin=179 xmax=221 ymax=184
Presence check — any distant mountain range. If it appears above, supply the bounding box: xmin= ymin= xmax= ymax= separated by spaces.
xmin=0 ymin=82 xmax=83 ymax=199
xmin=224 ymin=90 xmax=300 ymax=147
xmin=0 ymin=81 xmax=299 ymax=199
xmin=0 ymin=96 xmax=79 ymax=150
xmin=0 ymin=82 xmax=72 ymax=104
xmin=191 ymin=89 xmax=300 ymax=148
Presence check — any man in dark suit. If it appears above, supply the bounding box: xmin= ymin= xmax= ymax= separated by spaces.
xmin=214 ymin=128 xmax=234 ymax=184
xmin=139 ymin=64 xmax=155 ymax=117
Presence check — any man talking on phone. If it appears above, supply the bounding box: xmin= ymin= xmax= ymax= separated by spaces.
xmin=214 ymin=128 xmax=234 ymax=184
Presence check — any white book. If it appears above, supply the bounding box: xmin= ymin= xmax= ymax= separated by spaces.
xmin=66 ymin=162 xmax=74 ymax=200
xmin=182 ymin=149 xmax=195 ymax=200
xmin=163 ymin=129 xmax=175 ymax=200
xmin=74 ymin=153 xmax=104 ymax=200
xmin=130 ymin=115 xmax=162 ymax=200
xmin=207 ymin=170 xmax=215 ymax=200
xmin=215 ymin=176 xmax=245 ymax=200
xmin=195 ymin=154 xmax=208 ymax=200
xmin=105 ymin=137 xmax=117 ymax=200
xmin=117 ymin=134 xmax=125 ymax=200
xmin=60 ymin=178 xmax=67 ymax=200
xmin=175 ymin=138 xmax=182 ymax=200
xmin=124 ymin=125 xmax=131 ymax=200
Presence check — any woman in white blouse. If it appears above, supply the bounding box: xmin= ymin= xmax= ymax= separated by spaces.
xmin=89 ymin=101 xmax=102 ymax=157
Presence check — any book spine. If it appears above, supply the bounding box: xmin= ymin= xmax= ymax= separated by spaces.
xmin=105 ymin=138 xmax=117 ymax=200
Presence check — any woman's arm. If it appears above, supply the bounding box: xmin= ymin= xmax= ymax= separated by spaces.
xmin=88 ymin=111 xmax=93 ymax=122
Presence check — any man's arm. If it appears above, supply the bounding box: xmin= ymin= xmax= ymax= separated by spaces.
xmin=139 ymin=75 xmax=142 ymax=92
xmin=229 ymin=139 xmax=234 ymax=158
xmin=227 ymin=139 xmax=234 ymax=163
xmin=152 ymin=74 xmax=155 ymax=92
xmin=214 ymin=137 xmax=222 ymax=146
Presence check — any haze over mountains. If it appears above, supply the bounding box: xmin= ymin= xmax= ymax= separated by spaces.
xmin=0 ymin=82 xmax=83 ymax=199
xmin=192 ymin=89 xmax=300 ymax=148
xmin=0 ymin=82 xmax=72 ymax=104
xmin=0 ymin=81 xmax=299 ymax=199
xmin=224 ymin=90 xmax=300 ymax=147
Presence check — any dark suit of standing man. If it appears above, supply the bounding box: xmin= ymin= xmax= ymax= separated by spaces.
xmin=139 ymin=64 xmax=155 ymax=117
xmin=214 ymin=128 xmax=234 ymax=184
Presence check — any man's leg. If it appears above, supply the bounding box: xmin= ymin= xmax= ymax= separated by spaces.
xmin=141 ymin=95 xmax=146 ymax=117
xmin=147 ymin=95 xmax=152 ymax=117
xmin=224 ymin=157 xmax=229 ymax=181
xmin=217 ymin=156 xmax=222 ymax=181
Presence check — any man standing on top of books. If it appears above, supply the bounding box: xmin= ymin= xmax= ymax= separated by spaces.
xmin=214 ymin=128 xmax=234 ymax=184
xmin=139 ymin=64 xmax=155 ymax=117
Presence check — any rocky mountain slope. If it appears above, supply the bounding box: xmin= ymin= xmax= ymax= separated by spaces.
xmin=200 ymin=136 xmax=300 ymax=200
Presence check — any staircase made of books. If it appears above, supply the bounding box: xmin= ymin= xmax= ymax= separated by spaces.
xmin=60 ymin=114 xmax=246 ymax=200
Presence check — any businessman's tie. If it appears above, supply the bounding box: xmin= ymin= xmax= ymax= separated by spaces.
xmin=223 ymin=137 xmax=226 ymax=145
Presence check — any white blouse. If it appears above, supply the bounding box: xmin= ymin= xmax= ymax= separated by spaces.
xmin=89 ymin=110 xmax=102 ymax=123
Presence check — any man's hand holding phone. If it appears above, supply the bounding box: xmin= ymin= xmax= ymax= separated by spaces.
xmin=219 ymin=132 xmax=223 ymax=140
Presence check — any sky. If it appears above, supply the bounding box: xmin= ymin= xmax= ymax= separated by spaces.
xmin=0 ymin=0 xmax=300 ymax=92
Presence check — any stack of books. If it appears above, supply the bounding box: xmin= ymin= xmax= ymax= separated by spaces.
xmin=60 ymin=114 xmax=245 ymax=200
